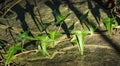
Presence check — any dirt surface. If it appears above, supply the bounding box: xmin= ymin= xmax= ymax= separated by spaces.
xmin=13 ymin=34 xmax=120 ymax=66
xmin=0 ymin=0 xmax=120 ymax=66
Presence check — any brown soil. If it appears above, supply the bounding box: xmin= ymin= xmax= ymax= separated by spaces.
xmin=10 ymin=33 xmax=120 ymax=66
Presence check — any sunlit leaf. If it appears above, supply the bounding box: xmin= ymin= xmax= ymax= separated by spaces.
xmin=71 ymin=30 xmax=88 ymax=55
xmin=5 ymin=43 xmax=24 ymax=66
xmin=41 ymin=43 xmax=50 ymax=56
xmin=49 ymin=31 xmax=61 ymax=40
xmin=71 ymin=35 xmax=77 ymax=44
xmin=49 ymin=31 xmax=61 ymax=47
xmin=36 ymin=35 xmax=53 ymax=57
xmin=36 ymin=31 xmax=61 ymax=57
xmin=37 ymin=43 xmax=50 ymax=57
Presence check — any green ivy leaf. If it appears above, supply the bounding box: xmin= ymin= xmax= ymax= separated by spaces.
xmin=49 ymin=31 xmax=61 ymax=47
xmin=36 ymin=31 xmax=61 ymax=57
xmin=71 ymin=35 xmax=77 ymax=44
xmin=49 ymin=31 xmax=61 ymax=40
xmin=80 ymin=10 xmax=89 ymax=21
xmin=36 ymin=35 xmax=53 ymax=57
xmin=71 ymin=30 xmax=88 ymax=55
xmin=103 ymin=17 xmax=116 ymax=37
xmin=17 ymin=32 xmax=29 ymax=42
xmin=5 ymin=43 xmax=24 ymax=66
xmin=53 ymin=11 xmax=70 ymax=25
xmin=87 ymin=19 xmax=96 ymax=35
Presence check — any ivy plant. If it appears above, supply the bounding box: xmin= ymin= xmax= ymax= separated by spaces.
xmin=53 ymin=11 xmax=70 ymax=25
xmin=71 ymin=30 xmax=88 ymax=55
xmin=35 ymin=31 xmax=61 ymax=57
xmin=102 ymin=17 xmax=116 ymax=37
xmin=5 ymin=43 xmax=24 ymax=66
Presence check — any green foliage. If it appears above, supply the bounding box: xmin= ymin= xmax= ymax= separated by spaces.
xmin=5 ymin=32 xmax=31 ymax=66
xmin=71 ymin=30 xmax=88 ymax=55
xmin=36 ymin=31 xmax=61 ymax=57
xmin=36 ymin=34 xmax=53 ymax=57
xmin=4 ymin=2 xmax=120 ymax=65
xmin=5 ymin=43 xmax=24 ymax=66
xmin=102 ymin=17 xmax=116 ymax=37
xmin=70 ymin=10 xmax=95 ymax=55
xmin=80 ymin=10 xmax=89 ymax=21
xmin=53 ymin=11 xmax=70 ymax=25
xmin=80 ymin=10 xmax=95 ymax=35
xmin=87 ymin=19 xmax=96 ymax=35
xmin=16 ymin=31 xmax=62 ymax=58
xmin=17 ymin=31 xmax=35 ymax=41
xmin=17 ymin=32 xmax=29 ymax=42
xmin=80 ymin=10 xmax=89 ymax=26
xmin=48 ymin=31 xmax=61 ymax=46
xmin=68 ymin=23 xmax=75 ymax=32
xmin=49 ymin=32 xmax=61 ymax=40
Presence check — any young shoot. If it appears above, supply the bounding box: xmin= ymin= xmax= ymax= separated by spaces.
xmin=35 ymin=31 xmax=61 ymax=57
xmin=71 ymin=30 xmax=88 ymax=55
xmin=102 ymin=17 xmax=116 ymax=37
xmin=53 ymin=10 xmax=70 ymax=25
xmin=5 ymin=43 xmax=24 ymax=66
